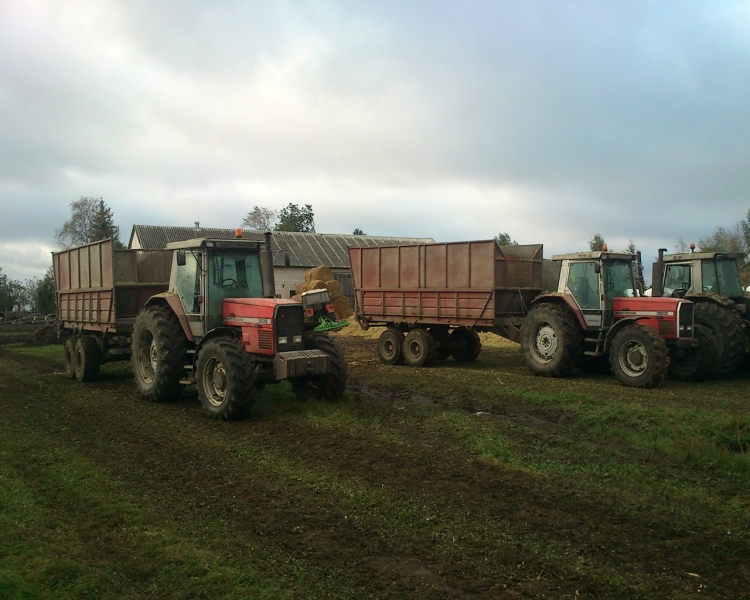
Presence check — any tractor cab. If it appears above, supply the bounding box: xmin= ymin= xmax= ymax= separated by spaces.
xmin=657 ymin=250 xmax=745 ymax=301
xmin=167 ymin=237 xmax=267 ymax=339
xmin=554 ymin=250 xmax=639 ymax=330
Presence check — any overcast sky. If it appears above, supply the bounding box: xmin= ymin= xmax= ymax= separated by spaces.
xmin=1 ymin=0 xmax=749 ymax=281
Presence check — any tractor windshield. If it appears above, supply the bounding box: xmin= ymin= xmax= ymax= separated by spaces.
xmin=603 ymin=261 xmax=635 ymax=302
xmin=703 ymin=259 xmax=743 ymax=297
xmin=210 ymin=251 xmax=263 ymax=298
xmin=663 ymin=263 xmax=691 ymax=297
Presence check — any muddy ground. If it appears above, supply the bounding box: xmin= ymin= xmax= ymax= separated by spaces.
xmin=1 ymin=335 xmax=748 ymax=598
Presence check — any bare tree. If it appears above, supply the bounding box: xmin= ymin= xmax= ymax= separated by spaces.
xmin=55 ymin=197 xmax=121 ymax=248
xmin=242 ymin=206 xmax=278 ymax=232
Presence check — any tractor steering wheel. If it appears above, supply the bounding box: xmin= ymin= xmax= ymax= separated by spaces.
xmin=222 ymin=278 xmax=237 ymax=287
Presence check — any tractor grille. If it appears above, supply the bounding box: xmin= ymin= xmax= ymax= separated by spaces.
xmin=258 ymin=329 xmax=273 ymax=350
xmin=275 ymin=304 xmax=305 ymax=352
xmin=658 ymin=319 xmax=675 ymax=336
xmin=677 ymin=301 xmax=694 ymax=338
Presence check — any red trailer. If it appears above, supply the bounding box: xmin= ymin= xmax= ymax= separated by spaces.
xmin=349 ymin=240 xmax=543 ymax=366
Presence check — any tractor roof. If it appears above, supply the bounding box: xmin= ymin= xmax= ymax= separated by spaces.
xmin=165 ymin=237 xmax=262 ymax=251
xmin=662 ymin=251 xmax=744 ymax=262
xmin=552 ymin=251 xmax=634 ymax=261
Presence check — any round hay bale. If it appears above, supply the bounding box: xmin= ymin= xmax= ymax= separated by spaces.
xmin=305 ymin=266 xmax=334 ymax=283
xmin=323 ymin=280 xmax=342 ymax=298
xmin=291 ymin=294 xmax=302 ymax=303
xmin=332 ymin=296 xmax=352 ymax=320
xmin=296 ymin=279 xmax=328 ymax=295
xmin=294 ymin=281 xmax=307 ymax=296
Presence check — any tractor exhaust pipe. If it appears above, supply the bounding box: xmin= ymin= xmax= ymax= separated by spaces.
xmin=261 ymin=231 xmax=276 ymax=298
xmin=651 ymin=248 xmax=667 ymax=297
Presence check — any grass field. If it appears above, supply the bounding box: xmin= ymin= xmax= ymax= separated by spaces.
xmin=1 ymin=330 xmax=748 ymax=598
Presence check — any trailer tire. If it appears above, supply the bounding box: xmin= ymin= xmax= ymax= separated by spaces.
xmin=694 ymin=302 xmax=745 ymax=376
xmin=403 ymin=328 xmax=437 ymax=368
xmin=449 ymin=328 xmax=482 ymax=363
xmin=668 ymin=323 xmax=719 ymax=381
xmin=609 ymin=324 xmax=668 ymax=388
xmin=64 ymin=337 xmax=77 ymax=379
xmin=377 ymin=328 xmax=405 ymax=365
xmin=196 ymin=338 xmax=255 ymax=420
xmin=521 ymin=303 xmax=582 ymax=377
xmin=74 ymin=336 xmax=99 ymax=382
xmin=292 ymin=332 xmax=347 ymax=401
xmin=428 ymin=327 xmax=452 ymax=361
xmin=132 ymin=306 xmax=187 ymax=403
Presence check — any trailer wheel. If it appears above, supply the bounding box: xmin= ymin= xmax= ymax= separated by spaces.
xmin=449 ymin=328 xmax=482 ymax=363
xmin=521 ymin=303 xmax=582 ymax=377
xmin=132 ymin=306 xmax=187 ymax=403
xmin=694 ymin=302 xmax=745 ymax=376
xmin=377 ymin=328 xmax=405 ymax=365
xmin=74 ymin=336 xmax=100 ymax=382
xmin=609 ymin=324 xmax=668 ymax=388
xmin=292 ymin=332 xmax=347 ymax=401
xmin=429 ymin=327 xmax=452 ymax=361
xmin=668 ymin=324 xmax=719 ymax=381
xmin=64 ymin=337 xmax=77 ymax=379
xmin=196 ymin=338 xmax=255 ymax=420
xmin=403 ymin=329 xmax=437 ymax=368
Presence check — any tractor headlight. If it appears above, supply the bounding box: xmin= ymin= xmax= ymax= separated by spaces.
xmin=293 ymin=335 xmax=302 ymax=344
xmin=278 ymin=336 xmax=288 ymax=344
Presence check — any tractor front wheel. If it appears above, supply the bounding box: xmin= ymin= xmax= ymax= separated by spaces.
xmin=668 ymin=323 xmax=719 ymax=381
xmin=292 ymin=333 xmax=347 ymax=401
xmin=196 ymin=338 xmax=255 ymax=420
xmin=609 ymin=324 xmax=668 ymax=388
xmin=132 ymin=306 xmax=188 ymax=403
xmin=521 ymin=304 xmax=582 ymax=377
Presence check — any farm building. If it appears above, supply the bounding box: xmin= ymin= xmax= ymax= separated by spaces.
xmin=128 ymin=224 xmax=434 ymax=304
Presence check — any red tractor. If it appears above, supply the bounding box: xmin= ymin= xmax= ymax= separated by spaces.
xmin=55 ymin=232 xmax=346 ymax=420
xmin=520 ymin=249 xmax=696 ymax=388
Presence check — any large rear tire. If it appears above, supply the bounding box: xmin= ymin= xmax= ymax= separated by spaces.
xmin=668 ymin=323 xmax=719 ymax=381
xmin=64 ymin=337 xmax=77 ymax=379
xmin=449 ymin=328 xmax=482 ymax=363
xmin=131 ymin=305 xmax=188 ymax=403
xmin=196 ymin=338 xmax=255 ymax=421
xmin=74 ymin=336 xmax=100 ymax=382
xmin=521 ymin=303 xmax=582 ymax=377
xmin=377 ymin=328 xmax=405 ymax=365
xmin=609 ymin=324 xmax=668 ymax=388
xmin=292 ymin=332 xmax=347 ymax=401
xmin=403 ymin=329 xmax=437 ymax=368
xmin=693 ymin=302 xmax=745 ymax=376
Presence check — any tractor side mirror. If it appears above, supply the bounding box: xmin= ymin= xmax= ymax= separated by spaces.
xmin=593 ymin=263 xmax=601 ymax=274
xmin=176 ymin=250 xmax=186 ymax=266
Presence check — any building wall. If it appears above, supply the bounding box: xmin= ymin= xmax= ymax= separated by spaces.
xmin=274 ymin=267 xmax=310 ymax=298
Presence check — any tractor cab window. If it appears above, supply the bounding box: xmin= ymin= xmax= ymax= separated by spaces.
xmin=603 ymin=261 xmax=635 ymax=302
xmin=713 ymin=259 xmax=743 ymax=297
xmin=210 ymin=251 xmax=263 ymax=299
xmin=664 ymin=264 xmax=691 ymax=297
xmin=567 ymin=262 xmax=600 ymax=310
xmin=175 ymin=251 xmax=201 ymax=314
xmin=701 ymin=261 xmax=719 ymax=294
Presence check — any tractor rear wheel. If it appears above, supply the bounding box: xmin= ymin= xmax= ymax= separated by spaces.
xmin=609 ymin=324 xmax=668 ymax=388
xmin=292 ymin=332 xmax=347 ymax=401
xmin=428 ymin=326 xmax=452 ymax=360
xmin=403 ymin=329 xmax=437 ymax=367
xmin=377 ymin=328 xmax=405 ymax=365
xmin=693 ymin=302 xmax=745 ymax=376
xmin=132 ymin=306 xmax=188 ymax=403
xmin=449 ymin=328 xmax=482 ymax=363
xmin=521 ymin=303 xmax=582 ymax=377
xmin=64 ymin=337 xmax=77 ymax=379
xmin=74 ymin=336 xmax=100 ymax=382
xmin=668 ymin=323 xmax=719 ymax=381
xmin=196 ymin=338 xmax=255 ymax=420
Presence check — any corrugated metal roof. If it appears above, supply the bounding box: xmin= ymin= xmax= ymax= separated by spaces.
xmin=129 ymin=225 xmax=434 ymax=268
